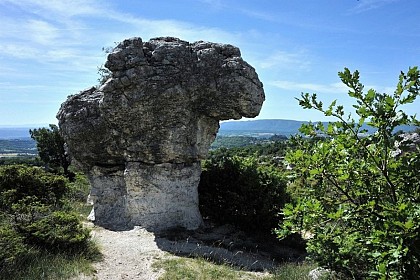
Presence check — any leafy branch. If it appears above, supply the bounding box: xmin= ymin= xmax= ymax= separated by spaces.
xmin=280 ymin=67 xmax=420 ymax=279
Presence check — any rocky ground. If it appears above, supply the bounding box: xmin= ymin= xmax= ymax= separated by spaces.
xmin=76 ymin=225 xmax=165 ymax=280
xmin=74 ymin=221 xmax=306 ymax=280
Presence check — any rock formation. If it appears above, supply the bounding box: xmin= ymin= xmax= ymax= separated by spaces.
xmin=392 ymin=132 xmax=420 ymax=157
xmin=57 ymin=37 xmax=264 ymax=231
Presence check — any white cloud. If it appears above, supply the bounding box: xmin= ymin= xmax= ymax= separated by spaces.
xmin=28 ymin=20 xmax=60 ymax=45
xmin=240 ymin=9 xmax=278 ymax=23
xmin=0 ymin=43 xmax=40 ymax=59
xmin=348 ymin=0 xmax=399 ymax=14
xmin=0 ymin=0 xmax=254 ymax=110
xmin=270 ymin=80 xmax=399 ymax=97
xmin=198 ymin=0 xmax=225 ymax=9
xmin=0 ymin=0 xmax=104 ymax=18
xmin=269 ymin=80 xmax=348 ymax=94
xmin=3 ymin=0 xmax=239 ymax=44
xmin=104 ymin=11 xmax=241 ymax=45
xmin=257 ymin=50 xmax=311 ymax=71
xmin=0 ymin=42 xmax=101 ymax=68
xmin=0 ymin=0 xmax=258 ymax=94
xmin=0 ymin=0 xmax=244 ymax=60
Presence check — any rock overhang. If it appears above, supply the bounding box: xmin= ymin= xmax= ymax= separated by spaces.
xmin=57 ymin=36 xmax=265 ymax=231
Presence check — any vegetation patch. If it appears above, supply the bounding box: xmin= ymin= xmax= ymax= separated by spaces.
xmin=272 ymin=262 xmax=319 ymax=280
xmin=278 ymin=67 xmax=420 ymax=279
xmin=0 ymin=247 xmax=99 ymax=280
xmin=199 ymin=150 xmax=289 ymax=234
xmin=0 ymin=138 xmax=37 ymax=156
xmin=0 ymin=164 xmax=99 ymax=279
xmin=210 ymin=135 xmax=287 ymax=150
xmin=154 ymin=256 xmax=317 ymax=280
xmin=154 ymin=257 xmax=257 ymax=280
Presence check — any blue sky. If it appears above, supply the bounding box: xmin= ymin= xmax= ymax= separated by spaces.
xmin=0 ymin=0 xmax=419 ymax=126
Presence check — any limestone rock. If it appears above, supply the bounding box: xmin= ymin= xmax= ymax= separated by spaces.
xmin=308 ymin=267 xmax=333 ymax=280
xmin=392 ymin=132 xmax=420 ymax=157
xmin=57 ymin=37 xmax=264 ymax=231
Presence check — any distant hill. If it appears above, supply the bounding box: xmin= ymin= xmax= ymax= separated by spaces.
xmin=0 ymin=120 xmax=415 ymax=140
xmin=219 ymin=119 xmax=415 ymax=137
xmin=219 ymin=119 xmax=308 ymax=136
xmin=0 ymin=128 xmax=32 ymax=139
xmin=0 ymin=138 xmax=37 ymax=156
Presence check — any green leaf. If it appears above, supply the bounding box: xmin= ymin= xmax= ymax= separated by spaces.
xmin=385 ymin=95 xmax=395 ymax=108
xmin=284 ymin=67 xmax=420 ymax=279
xmin=404 ymin=220 xmax=414 ymax=230
xmin=401 ymin=94 xmax=416 ymax=104
xmin=348 ymin=91 xmax=356 ymax=97
xmin=366 ymin=89 xmax=376 ymax=102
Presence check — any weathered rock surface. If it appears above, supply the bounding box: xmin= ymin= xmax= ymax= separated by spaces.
xmin=392 ymin=132 xmax=420 ymax=157
xmin=57 ymin=37 xmax=264 ymax=231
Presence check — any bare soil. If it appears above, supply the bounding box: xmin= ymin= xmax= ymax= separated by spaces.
xmin=73 ymin=221 xmax=305 ymax=280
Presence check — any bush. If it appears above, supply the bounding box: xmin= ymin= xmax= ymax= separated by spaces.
xmin=0 ymin=165 xmax=91 ymax=255
xmin=278 ymin=67 xmax=420 ymax=279
xmin=0 ymin=165 xmax=68 ymax=211
xmin=66 ymin=173 xmax=91 ymax=203
xmin=0 ymin=224 xmax=32 ymax=272
xmin=30 ymin=124 xmax=73 ymax=179
xmin=199 ymin=150 xmax=288 ymax=233
xmin=21 ymin=211 xmax=90 ymax=252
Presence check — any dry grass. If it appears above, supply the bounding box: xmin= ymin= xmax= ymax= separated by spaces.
xmin=0 ymin=245 xmax=101 ymax=280
xmin=153 ymin=256 xmax=317 ymax=280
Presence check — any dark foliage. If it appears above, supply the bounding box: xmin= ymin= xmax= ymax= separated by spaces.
xmin=19 ymin=211 xmax=90 ymax=252
xmin=0 ymin=165 xmax=67 ymax=212
xmin=199 ymin=150 xmax=289 ymax=234
xmin=0 ymin=165 xmax=91 ymax=272
xmin=0 ymin=138 xmax=37 ymax=155
xmin=30 ymin=124 xmax=73 ymax=180
xmin=0 ymin=156 xmax=41 ymax=166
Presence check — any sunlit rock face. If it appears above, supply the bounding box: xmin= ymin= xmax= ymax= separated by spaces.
xmin=57 ymin=37 xmax=264 ymax=231
xmin=392 ymin=132 xmax=420 ymax=157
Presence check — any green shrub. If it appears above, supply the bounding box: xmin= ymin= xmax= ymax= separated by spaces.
xmin=199 ymin=151 xmax=288 ymax=233
xmin=0 ymin=224 xmax=33 ymax=274
xmin=0 ymin=164 xmax=96 ymax=279
xmin=0 ymin=165 xmax=91 ymax=254
xmin=66 ymin=173 xmax=91 ymax=203
xmin=20 ymin=211 xmax=90 ymax=252
xmin=30 ymin=124 xmax=73 ymax=179
xmin=278 ymin=67 xmax=420 ymax=279
xmin=0 ymin=165 xmax=68 ymax=211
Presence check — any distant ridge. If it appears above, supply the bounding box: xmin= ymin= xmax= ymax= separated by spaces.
xmin=0 ymin=120 xmax=414 ymax=139
xmin=219 ymin=119 xmax=312 ymax=136
xmin=219 ymin=119 xmax=414 ymax=137
xmin=221 ymin=119 xmax=308 ymax=132
xmin=0 ymin=124 xmax=50 ymax=139
xmin=0 ymin=128 xmax=32 ymax=139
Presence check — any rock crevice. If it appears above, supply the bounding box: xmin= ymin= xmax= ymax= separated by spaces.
xmin=57 ymin=37 xmax=264 ymax=231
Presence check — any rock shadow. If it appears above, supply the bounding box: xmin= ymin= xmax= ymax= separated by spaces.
xmin=153 ymin=220 xmax=306 ymax=272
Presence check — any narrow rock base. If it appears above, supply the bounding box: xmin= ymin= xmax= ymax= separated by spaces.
xmin=88 ymin=162 xmax=203 ymax=231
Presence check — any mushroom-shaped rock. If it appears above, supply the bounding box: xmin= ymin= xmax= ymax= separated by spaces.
xmin=57 ymin=37 xmax=265 ymax=231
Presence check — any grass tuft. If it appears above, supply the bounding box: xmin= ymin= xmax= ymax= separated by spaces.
xmin=153 ymin=256 xmax=317 ymax=280
xmin=0 ymin=243 xmax=101 ymax=280
xmin=271 ymin=262 xmax=318 ymax=280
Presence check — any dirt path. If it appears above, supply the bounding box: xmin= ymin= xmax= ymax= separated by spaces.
xmin=76 ymin=226 xmax=165 ymax=280
xmin=74 ymin=223 xmax=304 ymax=280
